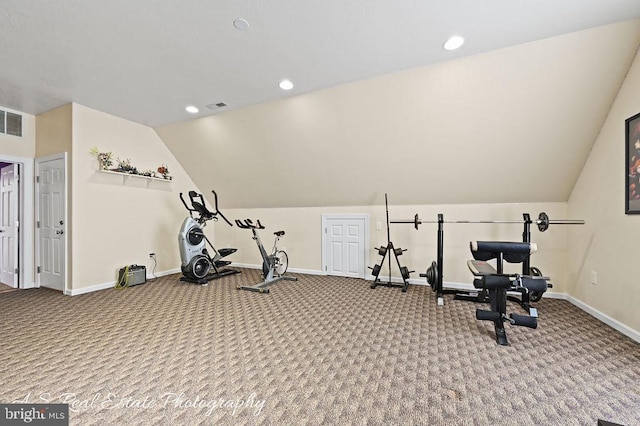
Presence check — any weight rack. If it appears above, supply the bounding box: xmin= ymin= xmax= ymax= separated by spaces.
xmin=369 ymin=193 xmax=413 ymax=292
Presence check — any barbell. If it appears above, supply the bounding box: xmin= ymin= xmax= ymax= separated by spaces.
xmin=391 ymin=212 xmax=584 ymax=232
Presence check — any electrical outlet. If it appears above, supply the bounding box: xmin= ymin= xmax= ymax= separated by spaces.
xmin=591 ymin=271 xmax=597 ymax=285
xmin=376 ymin=221 xmax=382 ymax=230
xmin=149 ymin=252 xmax=156 ymax=258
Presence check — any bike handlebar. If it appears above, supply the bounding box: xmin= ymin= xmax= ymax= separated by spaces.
xmin=235 ymin=218 xmax=265 ymax=230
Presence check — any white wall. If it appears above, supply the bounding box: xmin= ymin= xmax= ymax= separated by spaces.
xmin=568 ymin=49 xmax=640 ymax=333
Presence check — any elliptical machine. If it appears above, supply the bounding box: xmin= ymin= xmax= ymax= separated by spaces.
xmin=234 ymin=219 xmax=297 ymax=293
xmin=178 ymin=190 xmax=240 ymax=285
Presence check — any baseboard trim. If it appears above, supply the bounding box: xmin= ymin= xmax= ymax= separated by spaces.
xmin=552 ymin=292 xmax=640 ymax=343
xmin=430 ymin=280 xmax=640 ymax=344
xmin=67 ymin=268 xmax=180 ymax=296
xmin=381 ymin=276 xmax=640 ymax=343
xmin=65 ymin=266 xmax=640 ymax=343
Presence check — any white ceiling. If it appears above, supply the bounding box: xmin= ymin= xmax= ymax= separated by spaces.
xmin=2 ymin=0 xmax=640 ymax=127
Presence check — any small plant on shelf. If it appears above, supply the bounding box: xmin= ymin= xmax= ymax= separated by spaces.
xmin=115 ymin=158 xmax=138 ymax=174
xmin=89 ymin=147 xmax=113 ymax=170
xmin=90 ymin=147 xmax=172 ymax=181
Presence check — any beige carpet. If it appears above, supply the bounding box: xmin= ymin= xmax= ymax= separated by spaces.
xmin=0 ymin=282 xmax=17 ymax=294
xmin=0 ymin=269 xmax=638 ymax=425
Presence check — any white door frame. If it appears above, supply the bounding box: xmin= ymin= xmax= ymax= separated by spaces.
xmin=35 ymin=152 xmax=68 ymax=294
xmin=0 ymin=155 xmax=34 ymax=289
xmin=321 ymin=214 xmax=370 ymax=278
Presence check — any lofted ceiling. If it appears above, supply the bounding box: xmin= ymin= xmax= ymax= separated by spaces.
xmin=0 ymin=1 xmax=640 ymax=127
xmin=157 ymin=19 xmax=640 ymax=209
xmin=2 ymin=2 xmax=640 ymax=209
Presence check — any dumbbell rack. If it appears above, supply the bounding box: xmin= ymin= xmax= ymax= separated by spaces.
xmin=369 ymin=194 xmax=413 ymax=292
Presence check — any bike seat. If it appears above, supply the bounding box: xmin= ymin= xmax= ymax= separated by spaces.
xmin=274 ymin=231 xmax=285 ymax=237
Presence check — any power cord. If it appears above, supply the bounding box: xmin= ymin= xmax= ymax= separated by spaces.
xmin=148 ymin=254 xmax=158 ymax=282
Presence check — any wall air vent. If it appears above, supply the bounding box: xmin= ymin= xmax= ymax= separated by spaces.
xmin=206 ymin=102 xmax=227 ymax=110
xmin=0 ymin=109 xmax=22 ymax=137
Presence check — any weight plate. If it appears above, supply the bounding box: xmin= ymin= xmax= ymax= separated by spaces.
xmin=372 ymin=264 xmax=381 ymax=277
xmin=529 ymin=290 xmax=543 ymax=303
xmin=537 ymin=212 xmax=549 ymax=232
xmin=425 ymin=261 xmax=438 ymax=290
xmin=400 ymin=266 xmax=410 ymax=280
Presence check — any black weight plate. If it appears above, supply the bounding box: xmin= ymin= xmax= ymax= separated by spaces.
xmin=537 ymin=212 xmax=549 ymax=232
xmin=371 ymin=264 xmax=381 ymax=277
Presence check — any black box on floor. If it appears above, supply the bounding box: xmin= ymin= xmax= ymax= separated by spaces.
xmin=118 ymin=264 xmax=147 ymax=287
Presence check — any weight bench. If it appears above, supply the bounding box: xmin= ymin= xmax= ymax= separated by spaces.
xmin=468 ymin=241 xmax=548 ymax=346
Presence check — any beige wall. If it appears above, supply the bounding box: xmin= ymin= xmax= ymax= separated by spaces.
xmin=156 ymin=20 xmax=640 ymax=211
xmin=70 ymin=104 xmax=197 ymax=289
xmin=35 ymin=104 xmax=72 ymax=157
xmin=215 ymin=201 xmax=570 ymax=291
xmin=36 ymin=104 xmax=74 ymax=286
xmin=568 ymin=50 xmax=640 ymax=332
xmin=0 ymin=107 xmax=35 ymax=158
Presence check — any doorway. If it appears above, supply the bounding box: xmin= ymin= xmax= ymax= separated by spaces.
xmin=0 ymin=155 xmax=34 ymax=289
xmin=0 ymin=163 xmax=20 ymax=287
xmin=321 ymin=214 xmax=369 ymax=279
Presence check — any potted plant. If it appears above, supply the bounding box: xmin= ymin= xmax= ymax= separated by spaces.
xmin=89 ymin=147 xmax=113 ymax=170
xmin=157 ymin=164 xmax=172 ymax=180
xmin=116 ymin=158 xmax=138 ymax=174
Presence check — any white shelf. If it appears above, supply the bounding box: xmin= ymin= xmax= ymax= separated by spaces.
xmin=96 ymin=169 xmax=173 ymax=186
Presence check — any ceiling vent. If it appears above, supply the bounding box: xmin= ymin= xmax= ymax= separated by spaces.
xmin=0 ymin=109 xmax=22 ymax=137
xmin=206 ymin=102 xmax=227 ymax=110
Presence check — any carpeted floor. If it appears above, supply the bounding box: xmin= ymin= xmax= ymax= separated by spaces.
xmin=0 ymin=269 xmax=638 ymax=425
xmin=0 ymin=282 xmax=17 ymax=294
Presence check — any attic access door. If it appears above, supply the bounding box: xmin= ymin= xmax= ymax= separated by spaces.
xmin=322 ymin=215 xmax=369 ymax=279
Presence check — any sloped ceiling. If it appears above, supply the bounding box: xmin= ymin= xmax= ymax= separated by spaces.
xmin=156 ymin=20 xmax=640 ymax=209
xmin=1 ymin=2 xmax=640 ymax=209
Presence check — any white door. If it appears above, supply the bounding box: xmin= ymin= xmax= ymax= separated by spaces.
xmin=0 ymin=164 xmax=19 ymax=287
xmin=322 ymin=215 xmax=369 ymax=278
xmin=36 ymin=156 xmax=66 ymax=292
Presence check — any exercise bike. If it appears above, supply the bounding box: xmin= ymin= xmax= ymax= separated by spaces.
xmin=235 ymin=219 xmax=297 ymax=293
xmin=178 ymin=190 xmax=240 ymax=285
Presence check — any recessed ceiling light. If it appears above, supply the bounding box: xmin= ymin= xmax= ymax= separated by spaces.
xmin=185 ymin=105 xmax=199 ymax=114
xmin=279 ymin=79 xmax=294 ymax=90
xmin=233 ymin=18 xmax=249 ymax=31
xmin=443 ymin=35 xmax=464 ymax=51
